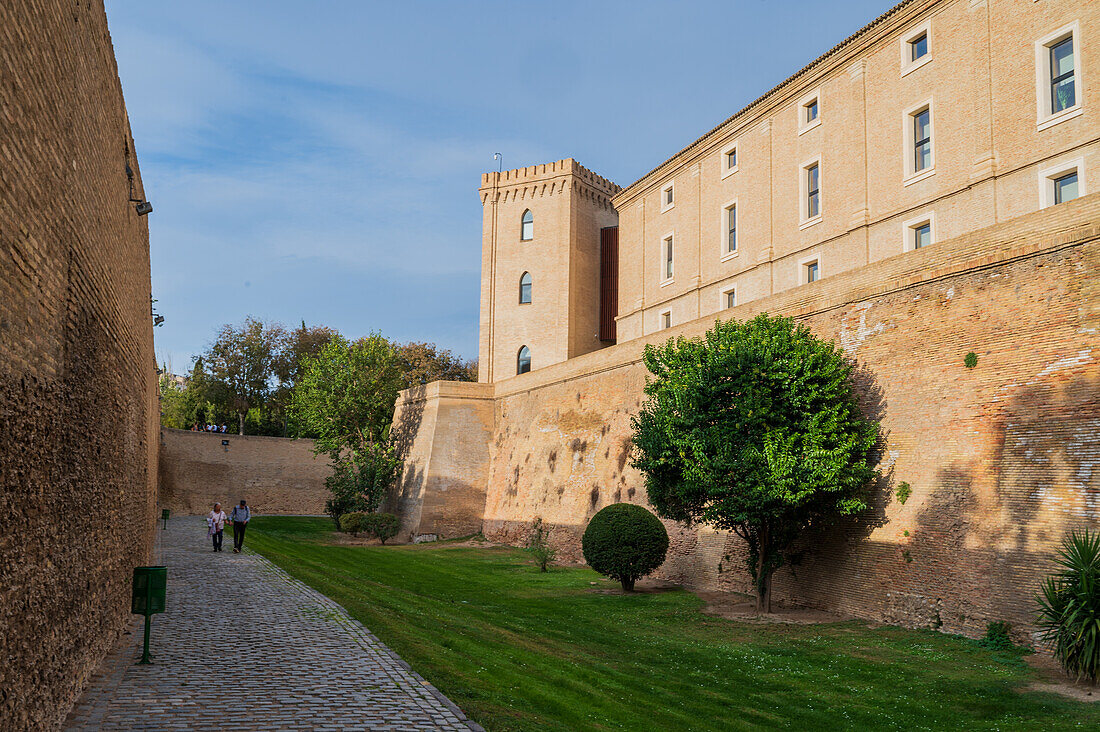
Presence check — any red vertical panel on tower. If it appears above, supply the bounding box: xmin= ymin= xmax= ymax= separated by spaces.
xmin=599 ymin=226 xmax=618 ymax=343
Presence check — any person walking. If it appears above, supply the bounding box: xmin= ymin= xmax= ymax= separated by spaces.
xmin=207 ymin=503 xmax=228 ymax=552
xmin=231 ymin=499 xmax=251 ymax=553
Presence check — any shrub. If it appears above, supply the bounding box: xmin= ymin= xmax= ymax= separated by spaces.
xmin=1037 ymin=528 xmax=1100 ymax=683
xmin=978 ymin=621 xmax=1014 ymax=651
xmin=896 ymin=481 xmax=912 ymax=505
xmin=525 ymin=517 xmax=557 ymax=572
xmin=582 ymin=503 xmax=669 ymax=591
xmin=362 ymin=512 xmax=400 ymax=544
xmin=964 ymin=352 xmax=978 ymax=368
xmin=339 ymin=512 xmax=365 ymax=537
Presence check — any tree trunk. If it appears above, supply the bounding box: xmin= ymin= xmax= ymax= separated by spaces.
xmin=621 ymin=577 xmax=635 ymax=592
xmin=238 ymin=411 xmax=245 ymax=435
xmin=754 ymin=525 xmax=772 ymax=614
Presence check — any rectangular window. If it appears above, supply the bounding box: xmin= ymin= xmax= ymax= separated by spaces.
xmin=913 ymin=108 xmax=932 ymax=172
xmin=806 ymin=163 xmax=820 ymax=219
xmin=805 ymin=260 xmax=819 ymax=283
xmin=661 ymin=182 xmax=675 ymax=212
xmin=662 ymin=235 xmax=674 ymax=281
xmin=1054 ymin=171 xmax=1079 ymax=204
xmin=914 ymin=222 xmax=931 ymax=249
xmin=726 ymin=204 xmax=737 ymax=254
xmin=798 ymin=90 xmax=821 ymax=134
xmin=1050 ymin=36 xmax=1076 ymax=114
xmin=1036 ymin=24 xmax=1082 ymax=129
xmin=720 ymin=141 xmax=739 ymax=178
xmin=805 ymin=99 xmax=818 ymax=123
xmin=724 ymin=288 xmax=736 ymax=309
xmin=910 ymin=32 xmax=928 ymax=62
xmin=661 ymin=311 xmax=671 ymax=329
xmin=1040 ymin=159 xmax=1085 ymax=208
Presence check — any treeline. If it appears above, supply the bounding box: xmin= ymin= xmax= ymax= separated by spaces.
xmin=159 ymin=316 xmax=476 ymax=437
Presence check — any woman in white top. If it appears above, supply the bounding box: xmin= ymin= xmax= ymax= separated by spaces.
xmin=207 ymin=503 xmax=228 ymax=552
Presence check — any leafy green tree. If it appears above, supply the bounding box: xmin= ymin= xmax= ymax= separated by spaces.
xmin=291 ymin=334 xmax=405 ymax=522
xmin=203 ymin=316 xmax=287 ymax=435
xmin=289 ymin=334 xmax=403 ymax=452
xmin=631 ymin=314 xmax=879 ymax=612
xmin=395 ymin=341 xmax=477 ymax=388
xmin=272 ymin=321 xmax=339 ymax=435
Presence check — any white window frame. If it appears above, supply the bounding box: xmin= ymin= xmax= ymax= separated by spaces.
xmin=902 ymin=211 xmax=936 ymax=252
xmin=660 ymin=181 xmax=675 ymax=213
xmin=902 ymin=98 xmax=936 ymax=186
xmin=659 ymin=309 xmax=672 ymax=330
xmin=900 ymin=18 xmax=932 ymax=77
xmin=720 ymin=198 xmax=739 ymax=260
xmin=799 ymin=253 xmax=822 ymax=284
xmin=719 ymin=284 xmax=737 ymax=310
xmin=660 ymin=232 xmax=675 ymax=285
xmin=720 ymin=140 xmax=740 ymax=179
xmin=798 ymin=89 xmax=822 ymax=135
xmin=1038 ymin=157 xmax=1086 ymax=208
xmin=799 ymin=156 xmax=822 ymax=229
xmin=1035 ymin=22 xmax=1083 ymax=131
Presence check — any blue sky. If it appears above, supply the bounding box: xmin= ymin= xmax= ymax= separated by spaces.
xmin=105 ymin=0 xmax=894 ymax=369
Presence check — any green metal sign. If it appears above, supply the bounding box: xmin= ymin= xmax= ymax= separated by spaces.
xmin=132 ymin=566 xmax=167 ymax=664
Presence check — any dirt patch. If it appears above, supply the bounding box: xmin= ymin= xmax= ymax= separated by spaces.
xmin=694 ymin=590 xmax=854 ymax=625
xmin=585 ymin=577 xmax=681 ymax=595
xmin=1024 ymin=653 xmax=1099 ymax=703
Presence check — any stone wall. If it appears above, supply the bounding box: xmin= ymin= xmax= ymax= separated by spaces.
xmin=159 ymin=428 xmax=330 ymax=516
xmin=399 ymin=194 xmax=1100 ymax=641
xmin=0 ymin=2 xmax=158 ymax=729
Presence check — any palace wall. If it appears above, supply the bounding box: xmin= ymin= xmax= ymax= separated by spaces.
xmin=399 ymin=194 xmax=1100 ymax=640
xmin=158 ymin=428 xmax=330 ymax=516
xmin=0 ymin=1 xmax=158 ymax=728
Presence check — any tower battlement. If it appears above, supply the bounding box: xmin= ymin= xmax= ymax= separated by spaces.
xmin=480 ymin=158 xmax=620 ymax=198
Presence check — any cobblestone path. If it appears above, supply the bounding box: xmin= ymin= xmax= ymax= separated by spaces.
xmin=64 ymin=517 xmax=479 ymax=731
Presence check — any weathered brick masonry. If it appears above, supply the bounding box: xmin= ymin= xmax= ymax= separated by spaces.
xmin=159 ymin=428 xmax=330 ymax=516
xmin=0 ymin=2 xmax=157 ymax=729
xmin=394 ymin=195 xmax=1100 ymax=641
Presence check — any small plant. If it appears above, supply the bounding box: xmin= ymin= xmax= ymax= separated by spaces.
xmin=902 ymin=549 xmax=913 ymax=564
xmin=362 ymin=512 xmax=400 ymax=544
xmin=964 ymin=352 xmax=978 ymax=368
xmin=582 ymin=503 xmax=669 ymax=591
xmin=896 ymin=482 xmax=912 ymax=505
xmin=978 ymin=621 xmax=1015 ymax=651
xmin=1037 ymin=528 xmax=1100 ymax=683
xmin=525 ymin=517 xmax=557 ymax=572
xmin=339 ymin=512 xmax=365 ymax=537
xmin=903 ymin=530 xmax=910 ymax=537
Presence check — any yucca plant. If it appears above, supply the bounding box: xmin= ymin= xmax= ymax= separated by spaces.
xmin=1036 ymin=529 xmax=1100 ymax=684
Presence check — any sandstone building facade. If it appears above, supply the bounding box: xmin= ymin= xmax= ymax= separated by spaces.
xmin=0 ymin=1 xmax=158 ymax=728
xmin=393 ymin=0 xmax=1099 ymax=640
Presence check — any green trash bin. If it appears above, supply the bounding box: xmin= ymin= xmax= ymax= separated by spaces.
xmin=132 ymin=566 xmax=167 ymax=664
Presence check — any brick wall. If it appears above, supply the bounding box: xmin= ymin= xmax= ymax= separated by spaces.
xmin=159 ymin=429 xmax=330 ymax=516
xmin=0 ymin=2 xmax=157 ymax=728
xmin=401 ymin=194 xmax=1100 ymax=643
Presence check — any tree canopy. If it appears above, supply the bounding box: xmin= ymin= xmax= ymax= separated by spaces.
xmin=631 ymin=314 xmax=879 ymax=611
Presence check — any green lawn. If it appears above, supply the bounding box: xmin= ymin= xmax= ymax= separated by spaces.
xmin=248 ymin=516 xmax=1093 ymax=731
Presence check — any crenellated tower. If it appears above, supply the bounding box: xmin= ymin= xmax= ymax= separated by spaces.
xmin=477 ymin=158 xmax=620 ymax=383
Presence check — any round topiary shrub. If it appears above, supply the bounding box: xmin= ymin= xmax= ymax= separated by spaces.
xmin=338 ymin=512 xmax=365 ymax=536
xmin=582 ymin=503 xmax=669 ymax=591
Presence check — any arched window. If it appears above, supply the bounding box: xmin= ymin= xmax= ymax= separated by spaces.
xmin=519 ymin=272 xmax=532 ymax=304
xmin=517 ymin=346 xmax=531 ymax=374
xmin=520 ymin=209 xmax=534 ymax=241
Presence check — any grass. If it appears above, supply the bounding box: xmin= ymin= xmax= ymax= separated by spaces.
xmin=248 ymin=516 xmax=1094 ymax=731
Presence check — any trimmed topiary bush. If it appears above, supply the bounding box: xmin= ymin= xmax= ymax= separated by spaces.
xmin=339 ymin=512 xmax=365 ymax=536
xmin=582 ymin=503 xmax=669 ymax=591
xmin=362 ymin=512 xmax=400 ymax=544
xmin=1037 ymin=528 xmax=1100 ymax=683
